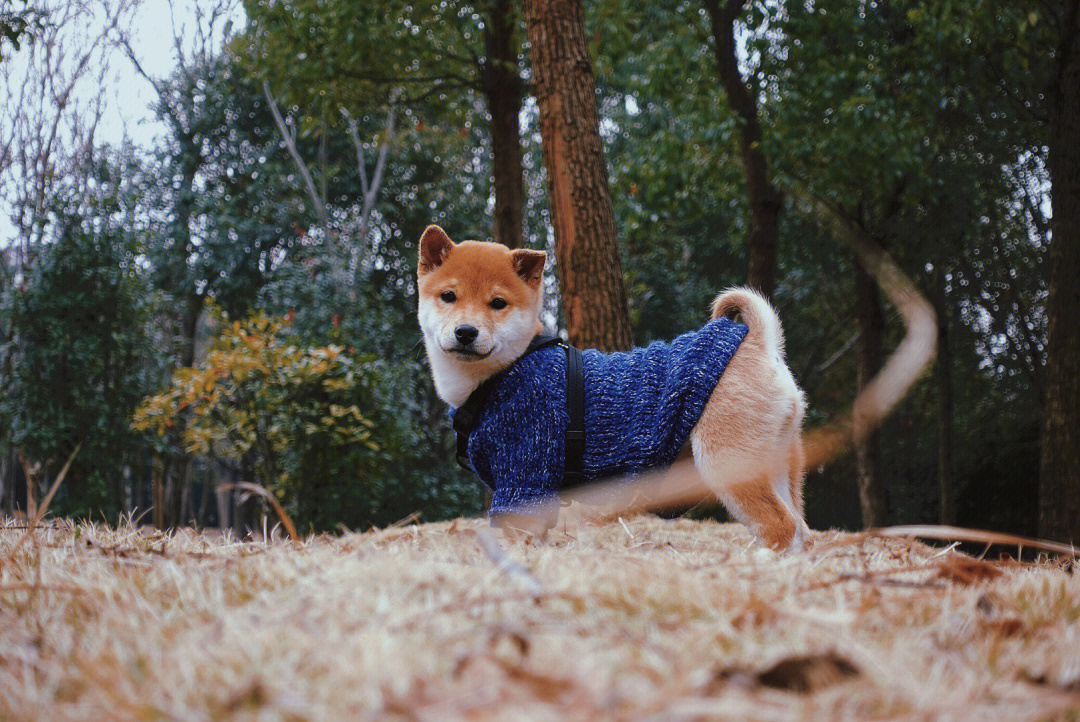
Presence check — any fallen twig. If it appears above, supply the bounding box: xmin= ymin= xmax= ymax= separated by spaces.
xmin=871 ymin=525 xmax=1078 ymax=559
xmin=1 ymin=442 xmax=83 ymax=568
xmin=218 ymin=482 xmax=299 ymax=542
xmin=805 ymin=524 xmax=1076 ymax=573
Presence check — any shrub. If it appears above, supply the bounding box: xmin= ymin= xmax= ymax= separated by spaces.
xmin=134 ymin=310 xmax=395 ymax=530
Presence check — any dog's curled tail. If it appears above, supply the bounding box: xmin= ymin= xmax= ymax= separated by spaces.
xmin=711 ymin=286 xmax=786 ymax=357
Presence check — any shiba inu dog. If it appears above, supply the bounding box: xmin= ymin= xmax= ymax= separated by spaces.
xmin=417 ymin=225 xmax=811 ymax=552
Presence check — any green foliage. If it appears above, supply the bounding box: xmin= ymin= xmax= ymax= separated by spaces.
xmin=133 ymin=309 xmax=481 ymax=531
xmin=0 ymin=157 xmax=156 ymax=518
xmin=128 ymin=45 xmax=491 ymax=531
xmin=133 ymin=310 xmax=377 ymax=467
xmin=238 ymin=0 xmax=491 ymax=119
xmin=141 ymin=53 xmax=311 ymax=324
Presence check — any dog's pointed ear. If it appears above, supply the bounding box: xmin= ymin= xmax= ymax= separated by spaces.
xmin=418 ymin=225 xmax=454 ymax=275
xmin=512 ymin=249 xmax=546 ymax=287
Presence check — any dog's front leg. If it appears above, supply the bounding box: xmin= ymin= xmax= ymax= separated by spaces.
xmin=490 ymin=505 xmax=559 ymax=542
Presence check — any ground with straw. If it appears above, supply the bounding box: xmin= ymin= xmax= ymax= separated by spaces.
xmin=1 ymin=515 xmax=1078 ymax=721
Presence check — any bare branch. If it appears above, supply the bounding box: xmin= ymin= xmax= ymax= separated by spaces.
xmin=361 ymin=100 xmax=397 ymax=232
xmin=341 ymin=109 xmax=370 ymax=199
xmin=1 ymin=0 xmax=141 ymax=270
xmin=263 ymin=80 xmax=328 ymax=228
xmin=790 ymin=182 xmax=938 ymax=461
xmin=1 ymin=442 xmax=83 ymax=571
xmin=342 ymin=94 xmax=399 ymax=241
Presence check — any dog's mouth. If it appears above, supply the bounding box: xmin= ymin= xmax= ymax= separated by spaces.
xmin=442 ymin=345 xmax=494 ymax=361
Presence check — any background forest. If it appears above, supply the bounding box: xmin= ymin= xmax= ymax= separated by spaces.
xmin=0 ymin=0 xmax=1072 ymax=540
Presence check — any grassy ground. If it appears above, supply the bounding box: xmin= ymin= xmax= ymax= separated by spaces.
xmin=1 ymin=515 xmax=1078 ymax=721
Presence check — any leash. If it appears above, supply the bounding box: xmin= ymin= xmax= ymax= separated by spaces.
xmin=453 ymin=334 xmax=586 ymax=489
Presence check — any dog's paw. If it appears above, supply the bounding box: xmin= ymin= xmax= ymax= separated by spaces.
xmin=788 ymin=522 xmax=814 ymax=554
xmin=752 ymin=523 xmax=813 ymax=558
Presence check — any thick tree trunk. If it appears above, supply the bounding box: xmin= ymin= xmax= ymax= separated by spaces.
xmin=936 ymin=289 xmax=956 ymax=526
xmin=855 ymin=261 xmax=887 ymax=528
xmin=483 ymin=0 xmax=524 ymax=249
xmin=1040 ymin=0 xmax=1080 ymax=544
xmin=523 ymin=0 xmax=633 ymax=351
xmin=703 ymin=0 xmax=783 ymax=297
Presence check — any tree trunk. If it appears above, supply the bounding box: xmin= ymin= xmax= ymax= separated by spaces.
xmin=1040 ymin=0 xmax=1080 ymax=544
xmin=483 ymin=0 xmax=524 ymax=249
xmin=179 ymin=294 xmax=203 ymax=368
xmin=523 ymin=0 xmax=633 ymax=351
xmin=172 ymin=130 xmax=202 ymax=368
xmin=855 ymin=260 xmax=887 ymax=528
xmin=168 ymin=458 xmax=190 ymax=528
xmin=936 ymin=285 xmax=956 ymax=526
xmin=196 ymin=472 xmax=211 ymax=527
xmin=152 ymin=456 xmax=165 ymax=529
xmin=133 ymin=457 xmax=145 ymax=518
xmin=216 ymin=474 xmax=231 ymax=530
xmin=1 ymin=450 xmax=13 ymax=515
xmin=703 ymin=0 xmax=783 ymax=297
xmin=121 ymin=465 xmax=133 ymax=516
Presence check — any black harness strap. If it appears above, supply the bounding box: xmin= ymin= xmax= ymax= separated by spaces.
xmin=454 ymin=334 xmax=587 ymax=489
xmin=453 ymin=378 xmax=499 ymax=471
xmin=562 ymin=344 xmax=586 ymax=488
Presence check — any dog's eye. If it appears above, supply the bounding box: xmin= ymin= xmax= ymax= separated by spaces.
xmin=440 ymin=290 xmax=456 ymax=303
xmin=490 ymin=297 xmax=507 ymax=310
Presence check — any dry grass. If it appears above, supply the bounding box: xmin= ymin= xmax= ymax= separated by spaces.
xmin=2 ymin=516 xmax=1079 ymax=721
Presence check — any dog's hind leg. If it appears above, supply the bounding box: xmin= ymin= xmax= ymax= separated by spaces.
xmin=718 ymin=476 xmax=800 ymax=551
xmin=786 ymin=438 xmax=807 ymax=519
xmin=690 ymin=346 xmax=811 ymax=552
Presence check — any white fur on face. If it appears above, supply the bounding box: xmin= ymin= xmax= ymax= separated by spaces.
xmin=419 ymin=296 xmax=542 ymax=407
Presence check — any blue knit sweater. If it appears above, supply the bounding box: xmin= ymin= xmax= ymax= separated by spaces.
xmin=450 ymin=318 xmax=749 ymax=515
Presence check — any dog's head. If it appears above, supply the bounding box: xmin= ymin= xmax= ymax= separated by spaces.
xmin=417 ymin=225 xmax=546 ymax=405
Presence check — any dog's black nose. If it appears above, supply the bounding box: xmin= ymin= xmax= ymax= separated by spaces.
xmin=454 ymin=325 xmax=479 ymax=345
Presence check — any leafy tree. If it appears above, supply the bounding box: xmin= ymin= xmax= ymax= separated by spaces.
xmin=135 ymin=310 xmax=481 ymax=531
xmin=589 ymin=0 xmax=756 ymax=340
xmin=239 ymin=0 xmax=528 ymax=248
xmin=0 ymin=156 xmax=157 ymax=518
xmin=589 ymin=0 xmax=1051 ymax=532
xmin=750 ymin=0 xmax=1048 ymax=527
xmin=132 ymin=52 xmax=312 ymax=366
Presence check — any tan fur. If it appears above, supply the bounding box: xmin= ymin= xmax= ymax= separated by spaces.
xmin=711 ymin=285 xmax=785 ymax=356
xmin=417 ymin=226 xmax=547 ymax=407
xmin=692 ymin=288 xmax=809 ymax=551
xmin=417 ymin=228 xmax=810 ymax=552
xmin=724 ymin=478 xmax=798 ymax=551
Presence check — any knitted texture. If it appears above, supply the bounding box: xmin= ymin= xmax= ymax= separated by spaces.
xmin=450 ymin=318 xmax=749 ymax=515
